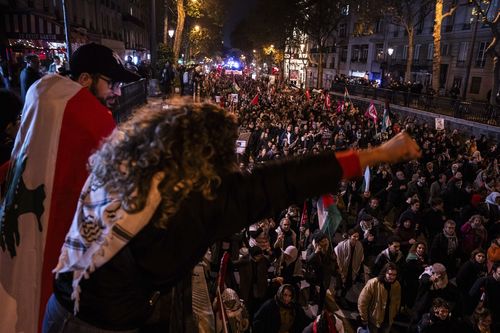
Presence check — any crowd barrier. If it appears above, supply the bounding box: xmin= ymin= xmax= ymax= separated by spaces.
xmin=114 ymin=78 xmax=147 ymax=123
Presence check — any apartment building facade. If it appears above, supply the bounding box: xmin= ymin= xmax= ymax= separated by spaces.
xmin=306 ymin=0 xmax=499 ymax=102
xmin=0 ymin=0 xmax=150 ymax=70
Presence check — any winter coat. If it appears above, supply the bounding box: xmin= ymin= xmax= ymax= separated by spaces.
xmin=253 ymin=298 xmax=310 ymax=333
xmin=460 ymin=222 xmax=488 ymax=256
xmin=358 ymin=277 xmax=401 ymax=328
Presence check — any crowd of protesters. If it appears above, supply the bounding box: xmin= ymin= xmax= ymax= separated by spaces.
xmin=0 ymin=49 xmax=498 ymax=332
xmin=197 ymin=72 xmax=500 ymax=333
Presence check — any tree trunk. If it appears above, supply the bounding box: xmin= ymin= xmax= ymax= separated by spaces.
xmin=432 ymin=0 xmax=443 ymax=91
xmin=317 ymin=50 xmax=323 ymax=89
xmin=491 ymin=54 xmax=499 ymax=106
xmin=163 ymin=0 xmax=169 ymax=44
xmin=405 ymin=28 xmax=415 ymax=82
xmin=173 ymin=0 xmax=185 ymax=62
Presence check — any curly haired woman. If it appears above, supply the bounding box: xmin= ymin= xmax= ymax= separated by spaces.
xmin=42 ymin=101 xmax=421 ymax=332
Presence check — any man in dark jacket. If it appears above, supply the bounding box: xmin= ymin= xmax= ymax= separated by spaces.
xmin=412 ymin=263 xmax=463 ymax=328
xmin=253 ymin=284 xmax=311 ymax=333
xmin=469 ymin=261 xmax=500 ymax=331
xmin=430 ymin=220 xmax=461 ymax=277
xmin=19 ymin=54 xmax=42 ymax=101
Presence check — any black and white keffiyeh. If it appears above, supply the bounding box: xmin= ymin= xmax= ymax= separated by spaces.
xmin=53 ymin=172 xmax=163 ymax=313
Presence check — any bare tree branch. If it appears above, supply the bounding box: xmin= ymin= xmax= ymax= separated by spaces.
xmin=442 ymin=4 xmax=457 ymax=19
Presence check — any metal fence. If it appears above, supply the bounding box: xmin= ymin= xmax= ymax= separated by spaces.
xmin=330 ymin=83 xmax=499 ymax=126
xmin=114 ymin=78 xmax=148 ymax=123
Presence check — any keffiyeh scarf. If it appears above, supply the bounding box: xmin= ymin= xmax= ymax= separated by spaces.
xmin=52 ymin=172 xmax=163 ymax=313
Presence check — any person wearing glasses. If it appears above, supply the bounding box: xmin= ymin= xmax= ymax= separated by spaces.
xmin=0 ymin=43 xmax=140 ymax=333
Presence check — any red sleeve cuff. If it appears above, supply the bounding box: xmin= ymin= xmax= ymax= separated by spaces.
xmin=0 ymin=160 xmax=11 ymax=184
xmin=335 ymin=150 xmax=362 ymax=179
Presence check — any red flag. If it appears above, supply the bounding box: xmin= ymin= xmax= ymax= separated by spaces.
xmin=305 ymin=89 xmax=311 ymax=100
xmin=300 ymin=201 xmax=308 ymax=226
xmin=336 ymin=100 xmax=343 ymax=114
xmin=325 ymin=93 xmax=331 ymax=109
xmin=365 ymin=101 xmax=378 ymax=122
xmin=250 ymin=93 xmax=259 ymax=106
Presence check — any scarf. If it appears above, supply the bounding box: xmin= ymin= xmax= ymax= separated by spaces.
xmin=485 ymin=192 xmax=499 ymax=206
xmin=334 ymin=239 xmax=364 ymax=282
xmin=52 ymin=172 xmax=163 ymax=314
xmin=444 ymin=231 xmax=458 ymax=255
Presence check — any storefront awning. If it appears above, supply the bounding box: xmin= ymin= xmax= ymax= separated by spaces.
xmin=3 ymin=12 xmax=65 ymax=41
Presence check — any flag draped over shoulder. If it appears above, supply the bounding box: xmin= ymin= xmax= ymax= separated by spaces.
xmin=316 ymin=195 xmax=342 ymax=241
xmin=0 ymin=74 xmax=115 ymax=333
xmin=365 ymin=101 xmax=378 ymax=122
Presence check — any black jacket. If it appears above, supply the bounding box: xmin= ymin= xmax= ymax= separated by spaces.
xmin=253 ymin=298 xmax=310 ymax=333
xmin=54 ymin=152 xmax=344 ymax=329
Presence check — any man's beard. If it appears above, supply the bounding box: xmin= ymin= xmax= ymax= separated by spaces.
xmin=90 ymin=80 xmax=119 ymax=111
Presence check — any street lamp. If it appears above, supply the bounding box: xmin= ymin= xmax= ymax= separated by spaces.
xmin=387 ymin=47 xmax=394 ymax=56
xmin=380 ymin=47 xmax=394 ymax=88
xmin=168 ymin=29 xmax=174 ymax=38
xmin=194 ymin=25 xmax=200 ymax=32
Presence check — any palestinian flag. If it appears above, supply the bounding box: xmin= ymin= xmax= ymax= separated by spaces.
xmin=0 ymin=74 xmax=115 ymax=333
xmin=316 ymin=195 xmax=342 ymax=242
xmin=382 ymin=108 xmax=392 ymax=132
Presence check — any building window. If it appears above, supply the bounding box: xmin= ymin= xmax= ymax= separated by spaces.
xmin=441 ymin=43 xmax=449 ymax=56
xmin=375 ymin=19 xmax=383 ymax=33
xmin=453 ymin=77 xmax=462 ymax=89
xmin=402 ymin=45 xmax=408 ymax=60
xmin=376 ymin=44 xmax=384 ymax=62
xmin=470 ymin=77 xmax=481 ymax=94
xmin=341 ymin=48 xmax=347 ymax=62
xmin=414 ymin=44 xmax=421 ymax=61
xmin=339 ymin=24 xmax=346 ymax=38
xmin=427 ymin=44 xmax=434 ymax=60
xmin=458 ymin=42 xmax=468 ymax=62
xmin=351 ymin=46 xmax=359 ymax=62
xmin=476 ymin=41 xmax=487 ymax=68
xmin=360 ymin=45 xmax=368 ymax=63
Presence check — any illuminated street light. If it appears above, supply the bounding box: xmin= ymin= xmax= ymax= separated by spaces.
xmin=168 ymin=29 xmax=175 ymax=38
xmin=387 ymin=47 xmax=394 ymax=56
xmin=194 ymin=25 xmax=200 ymax=32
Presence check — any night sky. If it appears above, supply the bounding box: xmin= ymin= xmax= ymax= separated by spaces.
xmin=223 ymin=0 xmax=257 ymax=48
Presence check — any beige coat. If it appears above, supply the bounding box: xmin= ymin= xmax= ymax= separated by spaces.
xmin=358 ymin=277 xmax=401 ymax=328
